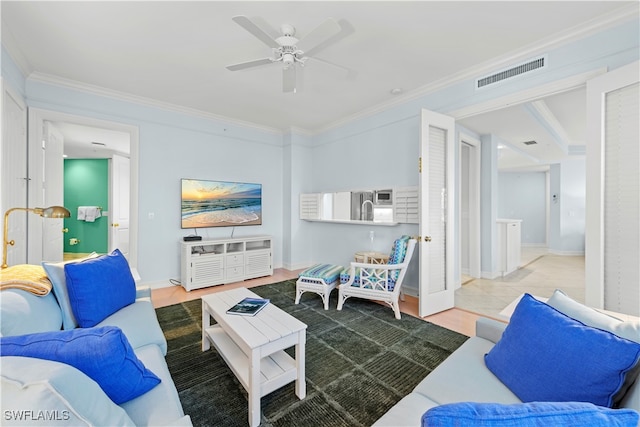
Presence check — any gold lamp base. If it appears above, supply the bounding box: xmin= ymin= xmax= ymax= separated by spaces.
xmin=2 ymin=206 xmax=71 ymax=269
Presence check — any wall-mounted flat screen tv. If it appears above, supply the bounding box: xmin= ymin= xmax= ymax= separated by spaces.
xmin=181 ymin=179 xmax=262 ymax=229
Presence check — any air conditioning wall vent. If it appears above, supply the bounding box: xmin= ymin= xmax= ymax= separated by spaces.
xmin=476 ymin=55 xmax=547 ymax=89
xmin=522 ymin=140 xmax=538 ymax=146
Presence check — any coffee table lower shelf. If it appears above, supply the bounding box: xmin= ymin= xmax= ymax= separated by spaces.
xmin=204 ymin=325 xmax=298 ymax=397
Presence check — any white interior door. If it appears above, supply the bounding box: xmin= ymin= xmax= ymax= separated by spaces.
xmin=109 ymin=154 xmax=130 ymax=257
xmin=41 ymin=121 xmax=65 ymax=262
xmin=419 ymin=108 xmax=456 ymax=317
xmin=1 ymin=83 xmax=28 ymax=266
xmin=585 ymin=61 xmax=639 ymax=315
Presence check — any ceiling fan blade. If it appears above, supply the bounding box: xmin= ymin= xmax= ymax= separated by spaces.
xmin=226 ymin=58 xmax=273 ymax=71
xmin=232 ymin=15 xmax=279 ymax=49
xmin=248 ymin=16 xmax=281 ymax=41
xmin=296 ymin=18 xmax=342 ymax=56
xmin=303 ymin=19 xmax=355 ymax=58
xmin=283 ymin=66 xmax=303 ymax=93
xmin=309 ymin=57 xmax=357 ymax=80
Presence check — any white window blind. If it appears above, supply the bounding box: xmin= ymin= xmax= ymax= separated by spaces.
xmin=604 ymin=82 xmax=640 ymax=315
xmin=299 ymin=193 xmax=320 ymax=220
xmin=428 ymin=126 xmax=447 ymax=293
xmin=394 ymin=186 xmax=419 ymax=223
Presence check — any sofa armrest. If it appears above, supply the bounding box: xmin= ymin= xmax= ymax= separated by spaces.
xmin=136 ymin=286 xmax=151 ymax=300
xmin=476 ymin=317 xmax=507 ymax=344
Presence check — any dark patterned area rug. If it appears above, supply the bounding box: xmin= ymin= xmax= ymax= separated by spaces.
xmin=156 ymin=280 xmax=468 ymax=427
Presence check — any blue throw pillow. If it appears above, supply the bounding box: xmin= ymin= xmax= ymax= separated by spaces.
xmin=0 ymin=326 xmax=161 ymax=404
xmin=422 ymin=402 xmax=640 ymax=427
xmin=64 ymin=248 xmax=136 ymax=327
xmin=485 ymin=294 xmax=640 ymax=408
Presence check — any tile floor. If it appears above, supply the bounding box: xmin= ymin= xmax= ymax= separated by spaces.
xmin=455 ymin=247 xmax=585 ymax=319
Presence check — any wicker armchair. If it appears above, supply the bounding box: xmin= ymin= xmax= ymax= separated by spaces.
xmin=337 ymin=237 xmax=417 ymax=319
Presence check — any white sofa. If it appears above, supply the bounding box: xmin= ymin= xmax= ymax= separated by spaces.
xmin=374 ymin=291 xmax=640 ymax=426
xmin=1 ymin=274 xmax=190 ymax=426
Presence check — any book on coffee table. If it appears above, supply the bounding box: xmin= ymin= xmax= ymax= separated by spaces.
xmin=226 ymin=297 xmax=270 ymax=316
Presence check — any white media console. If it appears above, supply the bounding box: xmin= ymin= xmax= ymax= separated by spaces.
xmin=180 ymin=235 xmax=273 ymax=291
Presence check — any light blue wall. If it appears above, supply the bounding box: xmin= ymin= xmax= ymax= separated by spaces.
xmin=137 ymin=122 xmax=284 ymax=282
xmin=2 ymin=17 xmax=637 ymax=287
xmin=283 ymin=131 xmax=315 ymax=270
xmin=549 ymin=158 xmax=586 ymax=254
xmin=481 ymin=135 xmax=499 ymax=275
xmin=498 ymin=171 xmax=547 ymax=245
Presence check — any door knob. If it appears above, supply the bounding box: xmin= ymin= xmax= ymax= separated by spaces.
xmin=112 ymin=223 xmax=119 ymax=227
xmin=62 ymin=228 xmax=69 ymax=233
xmin=424 ymin=236 xmax=432 ymax=242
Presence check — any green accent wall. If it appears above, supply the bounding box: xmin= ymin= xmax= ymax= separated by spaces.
xmin=63 ymin=159 xmax=109 ymax=254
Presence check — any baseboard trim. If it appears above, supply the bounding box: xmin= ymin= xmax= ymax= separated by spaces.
xmin=548 ymin=250 xmax=585 ymax=256
xmin=283 ymin=262 xmax=313 ymax=271
xmin=143 ymin=280 xmax=178 ymax=290
xmin=481 ymin=271 xmax=501 ymax=280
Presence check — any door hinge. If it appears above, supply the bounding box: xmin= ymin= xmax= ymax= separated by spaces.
xmin=418 ymin=157 xmax=422 ymax=173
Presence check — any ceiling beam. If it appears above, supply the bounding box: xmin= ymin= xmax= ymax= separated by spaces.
xmin=523 ymin=100 xmax=570 ymax=155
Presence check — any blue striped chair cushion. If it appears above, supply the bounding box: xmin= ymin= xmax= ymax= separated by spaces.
xmin=387 ymin=235 xmax=411 ymax=281
xmin=299 ymin=264 xmax=343 ymax=283
xmin=388 ymin=235 xmax=411 ymax=264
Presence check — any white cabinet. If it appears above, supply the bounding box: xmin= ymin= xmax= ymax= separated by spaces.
xmin=181 ymin=235 xmax=272 ymax=291
xmin=497 ymin=219 xmax=522 ymax=276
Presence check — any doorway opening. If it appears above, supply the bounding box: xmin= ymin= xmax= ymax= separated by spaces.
xmin=27 ymin=109 xmax=139 ymax=268
xmin=458 ymin=134 xmax=481 ymax=286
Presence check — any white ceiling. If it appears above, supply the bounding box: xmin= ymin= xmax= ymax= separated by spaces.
xmin=2 ymin=1 xmax=637 ymax=167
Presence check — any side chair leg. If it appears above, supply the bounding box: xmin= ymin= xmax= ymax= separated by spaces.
xmin=392 ymin=302 xmax=401 ymax=320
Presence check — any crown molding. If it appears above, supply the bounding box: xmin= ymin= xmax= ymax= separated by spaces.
xmin=317 ymin=3 xmax=639 ymax=134
xmin=286 ymin=126 xmax=314 ymax=137
xmin=9 ymin=3 xmax=638 ymax=138
xmin=27 ymin=72 xmax=283 ymax=136
xmin=1 ymin=18 xmax=32 ymax=77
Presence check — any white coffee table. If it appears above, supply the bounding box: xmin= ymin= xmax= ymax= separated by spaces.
xmin=201 ymin=287 xmax=307 ymax=427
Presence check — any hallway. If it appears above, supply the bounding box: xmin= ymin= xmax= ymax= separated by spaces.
xmin=455 ymin=248 xmax=585 ymax=319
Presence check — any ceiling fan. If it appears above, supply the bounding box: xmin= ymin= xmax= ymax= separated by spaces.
xmin=226 ymin=15 xmax=354 ymax=93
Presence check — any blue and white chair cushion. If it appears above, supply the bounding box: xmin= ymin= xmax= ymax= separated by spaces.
xmin=340 ymin=236 xmax=411 ymax=291
xmin=298 ymin=264 xmax=342 ymax=284
xmin=340 ymin=267 xmax=398 ymax=291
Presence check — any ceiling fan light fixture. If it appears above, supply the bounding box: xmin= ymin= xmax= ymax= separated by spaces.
xmin=282 ymin=53 xmax=295 ymax=66
xmin=228 ymin=16 xmax=352 ymax=93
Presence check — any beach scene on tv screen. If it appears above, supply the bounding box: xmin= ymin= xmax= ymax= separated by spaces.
xmin=181 ymin=179 xmax=262 ymax=228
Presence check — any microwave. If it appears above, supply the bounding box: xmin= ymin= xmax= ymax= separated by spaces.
xmin=374 ymin=190 xmax=393 ymax=205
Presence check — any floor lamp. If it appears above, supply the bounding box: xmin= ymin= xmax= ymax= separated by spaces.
xmin=2 ymin=206 xmax=71 ymax=269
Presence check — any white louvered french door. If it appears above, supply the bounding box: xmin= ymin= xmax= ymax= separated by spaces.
xmin=585 ymin=61 xmax=640 ymax=316
xmin=419 ymin=109 xmax=456 ymax=317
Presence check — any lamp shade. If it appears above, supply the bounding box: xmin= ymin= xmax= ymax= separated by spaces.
xmin=41 ymin=206 xmax=71 ymax=218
